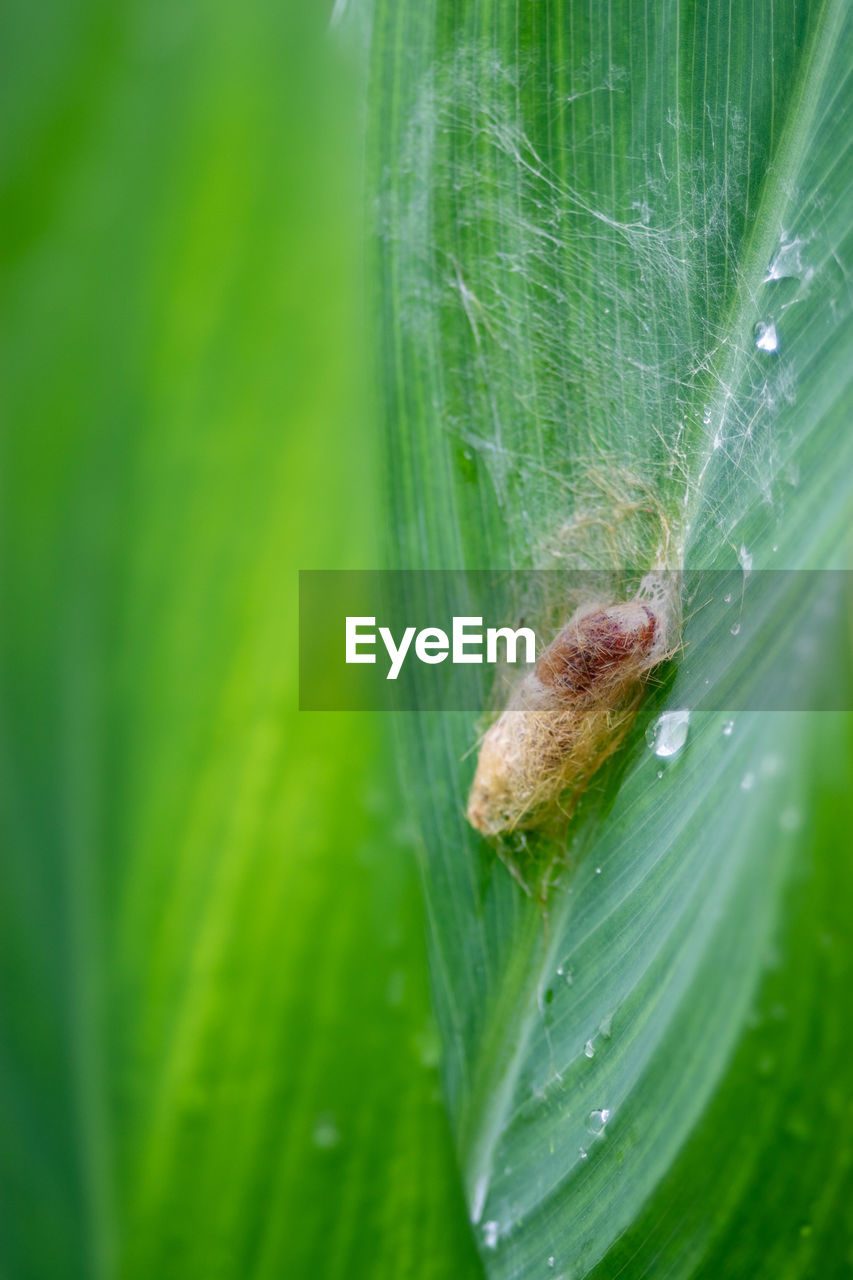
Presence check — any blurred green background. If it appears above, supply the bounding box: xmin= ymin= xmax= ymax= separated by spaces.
xmin=0 ymin=3 xmax=480 ymax=1277
xmin=5 ymin=3 xmax=852 ymax=1278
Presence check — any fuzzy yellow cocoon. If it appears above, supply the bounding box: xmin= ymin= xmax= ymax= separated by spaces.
xmin=466 ymin=598 xmax=670 ymax=837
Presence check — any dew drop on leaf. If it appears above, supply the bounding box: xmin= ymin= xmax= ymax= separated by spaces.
xmin=764 ymin=234 xmax=805 ymax=281
xmin=587 ymin=1108 xmax=611 ymax=1135
xmin=646 ymin=709 xmax=690 ymax=758
xmin=754 ymin=320 xmax=779 ymax=352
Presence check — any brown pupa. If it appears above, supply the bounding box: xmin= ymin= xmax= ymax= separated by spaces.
xmin=466 ymin=597 xmax=671 ymax=838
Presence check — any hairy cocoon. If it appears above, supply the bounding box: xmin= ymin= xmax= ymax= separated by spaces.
xmin=467 ymin=581 xmax=678 ymax=838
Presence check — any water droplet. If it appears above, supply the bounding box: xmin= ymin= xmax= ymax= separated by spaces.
xmin=483 ymin=1221 xmax=499 ymax=1250
xmin=595 ymin=866 xmax=602 ymax=875
xmin=722 ymin=719 xmax=735 ymax=736
xmin=738 ymin=545 xmax=753 ymax=574
xmin=765 ymin=235 xmax=805 ymax=282
xmin=724 ymin=592 xmax=733 ymax=604
xmin=646 ymin=709 xmax=690 ymax=758
xmin=741 ymin=772 xmax=756 ymax=791
xmin=587 ymin=1108 xmax=611 ymax=1135
xmin=548 ymin=1258 xmax=555 ymax=1269
xmin=578 ymin=1147 xmax=588 ymax=1160
xmin=755 ymin=321 xmax=779 ymax=352
xmin=312 ymin=1113 xmax=341 ymax=1149
xmin=730 ymin=622 xmax=741 ymax=636
xmin=584 ymin=1039 xmax=595 ymax=1059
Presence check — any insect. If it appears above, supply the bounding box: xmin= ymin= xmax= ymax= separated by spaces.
xmin=466 ymin=591 xmax=675 ymax=838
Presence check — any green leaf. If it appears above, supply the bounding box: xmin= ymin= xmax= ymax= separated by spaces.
xmin=0 ymin=5 xmax=480 ymax=1279
xmin=371 ymin=0 xmax=853 ymax=1276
